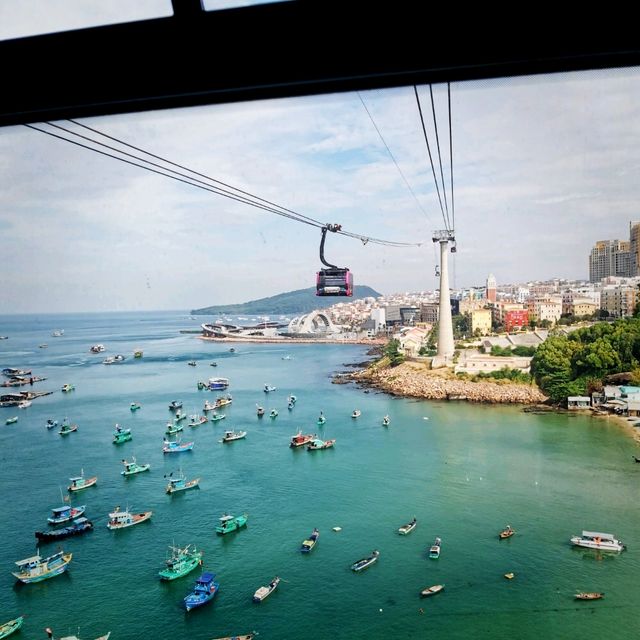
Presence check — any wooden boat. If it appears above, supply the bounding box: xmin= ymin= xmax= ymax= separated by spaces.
xmin=163 ymin=438 xmax=195 ymax=453
xmin=90 ymin=344 xmax=106 ymax=353
xmin=134 ymin=349 xmax=143 ymax=358
xmin=166 ymin=470 xmax=200 ymax=494
xmin=184 ymin=572 xmax=219 ymax=611
xmin=169 ymin=400 xmax=183 ymax=411
xmin=5 ymin=416 xmax=17 ymax=425
xmin=570 ymin=530 xmax=625 ymax=552
xmin=36 ymin=517 xmax=93 ymax=542
xmin=60 ymin=421 xmax=78 ymax=435
xmin=382 ymin=415 xmax=390 ymax=426
xmin=0 ymin=616 xmax=24 ymax=639
xmin=307 ymin=438 xmax=335 ymax=450
xmin=290 ymin=431 xmax=316 ymax=448
xmin=48 ymin=504 xmax=86 ymax=525
xmin=398 ymin=518 xmax=417 ymax=535
xmin=504 ymin=572 xmax=515 ymax=580
xmin=222 ymin=430 xmax=246 ymax=442
xmin=301 ymin=528 xmax=319 ymax=553
xmin=61 ymin=383 xmax=75 ymax=393
xmin=210 ymin=633 xmax=256 ymax=640
xmin=203 ymin=400 xmax=216 ymax=411
xmin=188 ymin=360 xmax=197 ymax=367
xmin=420 ymin=584 xmax=444 ymax=598
xmin=351 ymin=410 xmax=361 ymax=418
xmin=209 ymin=361 xmax=218 ymax=367
xmin=158 ymin=543 xmax=203 ymax=580
xmin=121 ymin=457 xmax=150 ymax=475
xmin=351 ymin=550 xmax=379 ymax=572
xmin=253 ymin=576 xmax=280 ymax=602
xmin=256 ymin=405 xmax=265 ymax=417
xmin=210 ymin=413 xmax=226 ymax=422
xmin=68 ymin=471 xmax=97 ymax=492
xmin=112 ymin=425 xmax=131 ymax=443
xmin=575 ymin=592 xmax=604 ymax=600
xmin=166 ymin=422 xmax=183 ymax=435
xmin=106 ymin=505 xmax=152 ymax=530
xmin=12 ymin=550 xmax=72 ymax=583
xmin=189 ymin=414 xmax=208 ymax=427
xmin=429 ymin=537 xmax=442 ymax=559
xmin=216 ymin=513 xmax=248 ymax=535
xmin=499 ymin=525 xmax=515 ymax=539
xmin=269 ymin=409 xmax=278 ymax=419
xmin=130 ymin=402 xmax=141 ymax=411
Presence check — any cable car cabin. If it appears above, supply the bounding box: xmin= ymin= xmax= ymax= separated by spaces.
xmin=316 ymin=268 xmax=353 ymax=296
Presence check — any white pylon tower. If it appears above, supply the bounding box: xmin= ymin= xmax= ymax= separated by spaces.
xmin=433 ymin=230 xmax=455 ymax=361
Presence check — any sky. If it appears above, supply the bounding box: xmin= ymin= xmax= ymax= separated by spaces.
xmin=1 ymin=56 xmax=639 ymax=311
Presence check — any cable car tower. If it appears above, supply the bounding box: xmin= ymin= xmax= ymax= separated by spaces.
xmin=432 ymin=229 xmax=455 ymax=361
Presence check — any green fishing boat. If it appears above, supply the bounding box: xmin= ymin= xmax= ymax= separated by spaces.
xmin=130 ymin=402 xmax=141 ymax=411
xmin=174 ymin=412 xmax=187 ymax=423
xmin=215 ymin=513 xmax=248 ymax=535
xmin=112 ymin=425 xmax=132 ymax=444
xmin=0 ymin=616 xmax=24 ymax=640
xmin=166 ymin=421 xmax=183 ymax=435
xmin=121 ymin=456 xmax=150 ymax=476
xmin=210 ymin=413 xmax=226 ymax=423
xmin=158 ymin=543 xmax=203 ymax=580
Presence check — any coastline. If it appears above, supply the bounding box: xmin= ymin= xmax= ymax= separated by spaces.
xmin=199 ymin=335 xmax=387 ymax=345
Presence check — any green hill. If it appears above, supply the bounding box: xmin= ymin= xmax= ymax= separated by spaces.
xmin=191 ymin=285 xmax=381 ymax=316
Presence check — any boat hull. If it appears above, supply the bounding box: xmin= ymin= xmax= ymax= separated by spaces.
xmin=159 ymin=557 xmax=202 ymax=581
xmin=420 ymin=584 xmax=444 ymax=597
xmin=167 ymin=478 xmax=200 ymax=494
xmin=107 ymin=511 xmax=152 ymax=530
xmin=570 ymin=538 xmax=624 ymax=552
xmin=13 ymin=553 xmax=72 ymax=583
xmin=216 ymin=515 xmax=248 ymax=535
xmin=68 ymin=476 xmax=97 ymax=491
xmin=0 ymin=616 xmax=24 ymax=640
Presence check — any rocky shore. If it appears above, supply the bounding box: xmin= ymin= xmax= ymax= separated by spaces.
xmin=352 ymin=360 xmax=548 ymax=404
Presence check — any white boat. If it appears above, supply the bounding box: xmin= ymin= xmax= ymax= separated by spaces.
xmin=106 ymin=506 xmax=152 ymax=530
xmin=103 ymin=355 xmax=125 ymax=365
xmin=351 ymin=410 xmax=361 ymax=418
xmin=90 ymin=344 xmax=106 ymax=353
xmin=253 ymin=576 xmax=280 ymax=602
xmin=222 ymin=430 xmax=247 ymax=442
xmin=56 ymin=632 xmax=111 ymax=640
xmin=398 ymin=517 xmax=416 ymax=535
xmin=18 ymin=400 xmax=31 ymax=409
xmin=51 ymin=329 xmax=64 ymax=337
xmin=420 ymin=584 xmax=444 ymax=598
xmin=570 ymin=530 xmax=625 ymax=552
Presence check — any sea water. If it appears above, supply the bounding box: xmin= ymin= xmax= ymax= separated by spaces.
xmin=0 ymin=312 xmax=639 ymax=640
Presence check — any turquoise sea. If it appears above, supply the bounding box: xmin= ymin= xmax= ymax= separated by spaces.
xmin=0 ymin=311 xmax=639 ymax=640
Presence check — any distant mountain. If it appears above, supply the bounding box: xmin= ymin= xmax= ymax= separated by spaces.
xmin=191 ymin=286 xmax=381 ymax=316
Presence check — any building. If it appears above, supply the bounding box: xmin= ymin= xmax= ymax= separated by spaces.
xmin=470 ymin=309 xmax=492 ymax=336
xmin=589 ymin=239 xmax=630 ymax=282
xmin=600 ymin=285 xmax=638 ymax=317
xmin=569 ymin=299 xmax=597 ymax=317
xmin=369 ymin=308 xmax=386 ymax=333
xmin=420 ymin=303 xmax=439 ymax=324
xmin=400 ymin=306 xmax=420 ymax=325
xmin=630 ymin=221 xmax=640 ymax=276
xmin=398 ymin=327 xmax=428 ymax=357
xmin=503 ymin=308 xmax=529 ymax=331
xmin=527 ymin=299 xmax=563 ymax=325
xmin=486 ymin=273 xmax=497 ymax=303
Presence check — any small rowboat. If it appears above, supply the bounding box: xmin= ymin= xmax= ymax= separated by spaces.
xmin=130 ymin=402 xmax=141 ymax=411
xmin=166 ymin=422 xmax=183 ymax=435
xmin=0 ymin=616 xmax=24 ymax=639
xmin=210 ymin=413 xmax=226 ymax=423
xmin=5 ymin=416 xmax=18 ymax=425
xmin=575 ymin=592 xmax=604 ymax=600
xmin=351 ymin=410 xmax=361 ymax=418
xmin=398 ymin=518 xmax=416 ymax=535
xmin=189 ymin=415 xmax=208 ymax=427
xmin=222 ymin=430 xmax=247 ymax=443
xmin=351 ymin=550 xmax=379 ymax=572
xmin=60 ymin=423 xmax=78 ymax=435
xmin=420 ymin=584 xmax=444 ymax=598
xmin=499 ymin=525 xmax=515 ymax=539
xmin=301 ymin=528 xmax=319 ymax=553
xmin=253 ymin=576 xmax=280 ymax=602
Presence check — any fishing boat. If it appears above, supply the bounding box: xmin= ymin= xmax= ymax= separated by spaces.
xmin=222 ymin=430 xmax=247 ymax=442
xmin=121 ymin=457 xmax=150 ymax=475
xmin=68 ymin=471 xmax=97 ymax=492
xmin=130 ymin=402 xmax=141 ymax=411
xmin=216 ymin=513 xmax=248 ymax=535
xmin=49 ymin=630 xmax=110 ymax=640
xmin=429 ymin=537 xmax=442 ymax=559
xmin=253 ymin=576 xmax=280 ymax=602
xmin=420 ymin=584 xmax=444 ymax=598
xmin=59 ymin=421 xmax=78 ymax=435
xmin=256 ymin=405 xmax=265 ymax=417
xmin=287 ymin=402 xmax=294 ymax=410
xmin=12 ymin=550 xmax=72 ymax=583
xmin=301 ymin=528 xmax=319 ymax=553
xmin=169 ymin=400 xmax=183 ymax=411
xmin=263 ymin=384 xmax=276 ymax=393
xmin=163 ymin=438 xmax=195 ymax=453
xmin=134 ymin=349 xmax=143 ymax=358
xmin=188 ymin=360 xmax=197 ymax=367
xmin=183 ymin=572 xmax=219 ymax=611
xmin=51 ymin=329 xmax=64 ymax=337
xmin=398 ymin=518 xmax=417 ymax=535
xmin=210 ymin=412 xmax=226 ymax=423
xmin=215 ymin=394 xmax=233 ymax=408
xmin=211 ymin=633 xmax=256 ymax=640
xmin=18 ymin=400 xmax=32 ymax=408
xmin=382 ymin=415 xmax=390 ymax=426
xmin=189 ymin=414 xmax=208 ymax=427
xmin=5 ymin=416 xmax=18 ymax=425
xmin=106 ymin=505 xmax=152 ymax=530
xmin=112 ymin=425 xmax=132 ymax=444
xmin=499 ymin=525 xmax=515 ymax=539
xmin=166 ymin=469 xmax=200 ymax=494
xmin=307 ymin=438 xmax=335 ymax=450
xmin=103 ymin=355 xmax=125 ymax=364
xmin=575 ymin=592 xmax=604 ymax=600
xmin=351 ymin=410 xmax=361 ymax=418
xmin=269 ymin=409 xmax=278 ymax=419
xmin=46 ymin=419 xmax=58 ymax=429
xmin=203 ymin=400 xmax=216 ymax=411
xmin=197 ymin=381 xmax=207 ymax=390
xmin=48 ymin=504 xmax=86 ymax=524
xmin=61 ymin=383 xmax=75 ymax=393
xmin=2 ymin=368 xmax=31 ymax=377
xmin=0 ymin=616 xmax=24 ymax=639
xmin=209 ymin=361 xmax=218 ymax=367
xmin=158 ymin=543 xmax=203 ymax=580
xmin=288 ymin=394 xmax=297 ymax=404
xmin=90 ymin=344 xmax=106 ymax=353
xmin=282 ymin=354 xmax=292 ymax=360
xmin=209 ymin=377 xmax=230 ymax=390
xmin=36 ymin=517 xmax=93 ymax=542
xmin=317 ymin=414 xmax=326 ymax=425
xmin=350 ymin=550 xmax=379 ymax=572
xmin=174 ymin=411 xmax=187 ymax=423
xmin=166 ymin=422 xmax=183 ymax=435
xmin=570 ymin=530 xmax=625 ymax=552
xmin=39 ymin=343 xmax=48 ymax=348
xmin=290 ymin=431 xmax=316 ymax=448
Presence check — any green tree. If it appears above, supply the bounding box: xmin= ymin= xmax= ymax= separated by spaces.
xmin=384 ymin=339 xmax=405 ymax=367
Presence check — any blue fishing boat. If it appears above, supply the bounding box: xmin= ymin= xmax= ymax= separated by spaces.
xmin=183 ymin=572 xmax=219 ymax=611
xmin=350 ymin=550 xmax=379 ymax=572
xmin=166 ymin=469 xmax=200 ymax=494
xmin=47 ymin=504 xmax=86 ymax=525
xmin=163 ymin=438 xmax=194 ymax=454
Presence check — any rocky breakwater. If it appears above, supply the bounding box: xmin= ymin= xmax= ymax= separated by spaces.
xmin=353 ymin=361 xmax=548 ymax=404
